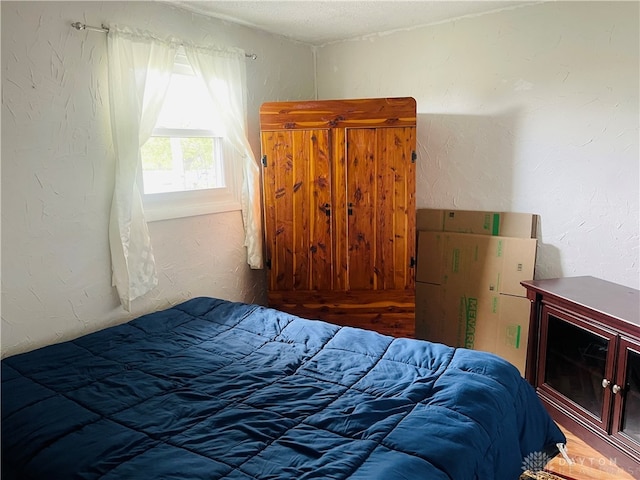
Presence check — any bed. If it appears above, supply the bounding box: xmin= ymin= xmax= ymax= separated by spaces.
xmin=2 ymin=296 xmax=565 ymax=479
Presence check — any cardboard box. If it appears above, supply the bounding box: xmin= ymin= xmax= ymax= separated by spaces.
xmin=416 ymin=209 xmax=445 ymax=232
xmin=416 ymin=282 xmax=531 ymax=374
xmin=416 ymin=231 xmax=537 ymax=297
xmin=416 ymin=209 xmax=538 ymax=239
xmin=444 ymin=210 xmax=502 ymax=236
xmin=415 ymin=231 xmax=444 ymax=284
xmin=416 ymin=282 xmax=455 ymax=345
xmin=495 ymin=294 xmax=531 ymax=373
xmin=499 ymin=212 xmax=538 ymax=239
xmin=414 ymin=223 xmax=537 ymax=375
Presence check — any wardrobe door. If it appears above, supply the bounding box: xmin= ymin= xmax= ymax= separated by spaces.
xmin=377 ymin=126 xmax=416 ymax=291
xmin=261 ymin=129 xmax=333 ymax=292
xmin=345 ymin=127 xmax=415 ymax=291
xmin=345 ymin=128 xmax=376 ymax=290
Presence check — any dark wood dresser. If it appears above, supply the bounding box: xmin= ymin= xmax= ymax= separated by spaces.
xmin=522 ymin=276 xmax=640 ymax=477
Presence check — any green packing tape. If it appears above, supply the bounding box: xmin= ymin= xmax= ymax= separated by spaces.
xmin=492 ymin=213 xmax=500 ymax=236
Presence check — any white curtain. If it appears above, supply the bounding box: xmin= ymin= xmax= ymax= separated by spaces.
xmin=184 ymin=44 xmax=263 ymax=269
xmin=107 ymin=27 xmax=178 ymax=310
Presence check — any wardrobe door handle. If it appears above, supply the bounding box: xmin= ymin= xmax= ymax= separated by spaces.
xmin=612 ymin=384 xmax=622 ymax=394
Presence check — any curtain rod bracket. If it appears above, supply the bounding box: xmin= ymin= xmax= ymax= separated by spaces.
xmin=71 ymin=22 xmax=109 ymax=33
xmin=70 ymin=21 xmax=258 ymax=59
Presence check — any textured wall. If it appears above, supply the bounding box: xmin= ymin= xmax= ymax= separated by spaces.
xmin=316 ymin=1 xmax=639 ymax=289
xmin=1 ymin=1 xmax=315 ymax=356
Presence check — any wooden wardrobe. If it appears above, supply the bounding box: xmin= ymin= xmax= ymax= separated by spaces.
xmin=259 ymin=97 xmax=416 ymax=337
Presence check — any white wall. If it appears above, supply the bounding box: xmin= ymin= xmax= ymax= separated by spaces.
xmin=3 ymin=1 xmax=639 ymax=358
xmin=1 ymin=1 xmax=315 ymax=357
xmin=317 ymin=1 xmax=639 ymax=289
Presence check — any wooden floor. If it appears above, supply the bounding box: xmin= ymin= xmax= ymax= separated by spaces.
xmin=545 ymin=425 xmax=637 ymax=480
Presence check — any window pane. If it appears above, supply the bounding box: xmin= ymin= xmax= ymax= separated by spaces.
xmin=155 ymin=71 xmax=223 ymax=134
xmin=141 ymin=136 xmax=225 ymax=194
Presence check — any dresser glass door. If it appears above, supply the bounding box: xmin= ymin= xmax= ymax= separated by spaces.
xmin=617 ymin=341 xmax=640 ymax=445
xmin=541 ymin=308 xmax=614 ymax=426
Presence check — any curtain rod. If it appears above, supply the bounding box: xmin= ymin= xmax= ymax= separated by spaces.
xmin=70 ymin=22 xmax=258 ymax=60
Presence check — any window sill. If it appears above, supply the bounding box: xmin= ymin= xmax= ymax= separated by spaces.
xmin=144 ymin=190 xmax=241 ymax=222
xmin=145 ymin=201 xmax=241 ymax=222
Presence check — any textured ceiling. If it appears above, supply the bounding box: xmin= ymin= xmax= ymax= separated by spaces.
xmin=167 ymin=1 xmax=535 ymax=45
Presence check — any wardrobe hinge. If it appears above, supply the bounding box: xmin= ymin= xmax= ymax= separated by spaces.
xmin=261 ymin=155 xmax=267 ymax=167
xmin=411 ymin=151 xmax=417 ymax=163
xmin=265 ymin=258 xmax=272 ymax=269
xmin=410 ymin=256 xmax=416 ymax=268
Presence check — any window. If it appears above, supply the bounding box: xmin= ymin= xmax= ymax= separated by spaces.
xmin=141 ymin=48 xmax=241 ymax=221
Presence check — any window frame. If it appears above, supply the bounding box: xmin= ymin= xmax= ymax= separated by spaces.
xmin=140 ymin=49 xmax=242 ymax=223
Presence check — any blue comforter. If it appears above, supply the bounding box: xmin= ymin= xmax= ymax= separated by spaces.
xmin=2 ymin=297 xmax=564 ymax=479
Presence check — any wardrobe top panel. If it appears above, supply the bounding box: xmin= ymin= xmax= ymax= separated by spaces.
xmin=260 ymin=97 xmax=416 ymax=130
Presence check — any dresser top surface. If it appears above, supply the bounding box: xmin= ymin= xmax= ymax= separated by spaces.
xmin=521 ymin=276 xmax=640 ymax=328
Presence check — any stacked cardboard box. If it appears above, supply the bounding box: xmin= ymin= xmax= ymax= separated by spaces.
xmin=415 ymin=209 xmax=538 ymax=374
